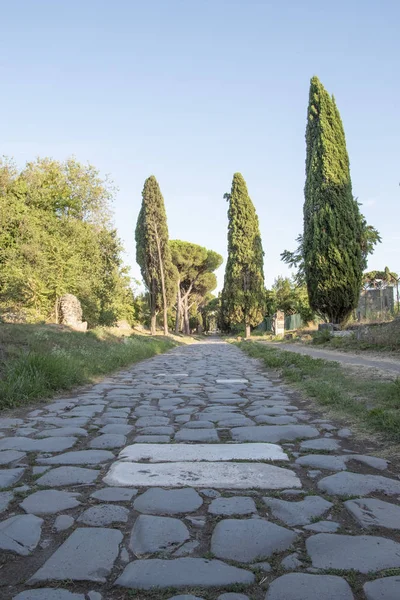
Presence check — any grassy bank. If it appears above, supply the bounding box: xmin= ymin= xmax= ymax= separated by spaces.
xmin=0 ymin=324 xmax=176 ymax=410
xmin=237 ymin=341 xmax=400 ymax=443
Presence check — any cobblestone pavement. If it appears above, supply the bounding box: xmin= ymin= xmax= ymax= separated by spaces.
xmin=1 ymin=340 xmax=400 ymax=600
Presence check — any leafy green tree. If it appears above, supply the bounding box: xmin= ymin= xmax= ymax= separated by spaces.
xmin=265 ymin=277 xmax=314 ymax=323
xmin=135 ymin=176 xmax=176 ymax=335
xmin=300 ymin=76 xmax=368 ymax=324
xmin=221 ymin=173 xmax=265 ymax=338
xmin=169 ymin=240 xmax=222 ymax=334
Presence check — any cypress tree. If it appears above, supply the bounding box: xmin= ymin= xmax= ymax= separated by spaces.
xmin=135 ymin=176 xmax=174 ymax=335
xmin=221 ymin=173 xmax=265 ymax=338
xmin=303 ymin=77 xmax=363 ymax=324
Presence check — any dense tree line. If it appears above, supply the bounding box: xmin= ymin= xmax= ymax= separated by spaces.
xmin=0 ymin=157 xmax=135 ymax=326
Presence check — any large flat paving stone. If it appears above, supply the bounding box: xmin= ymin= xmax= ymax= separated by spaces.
xmin=0 ymin=514 xmax=43 ymax=555
xmin=317 ymin=472 xmax=400 ymax=496
xmin=211 ymin=518 xmax=297 ymax=563
xmin=295 ymin=455 xmax=347 ymax=471
xmin=0 ymin=437 xmax=77 ymax=452
xmin=36 ymin=466 xmax=99 ymax=487
xmin=115 ymin=558 xmax=255 ymax=589
xmin=130 ymin=515 xmax=190 ymax=556
xmin=36 ymin=427 xmax=88 ymax=438
xmin=133 ymin=488 xmax=203 ymax=514
xmin=300 ymin=438 xmax=341 ymax=451
xmin=264 ymin=573 xmax=354 ymax=599
xmin=38 ymin=450 xmax=114 ymax=465
xmin=77 ymin=503 xmax=129 ymax=525
xmin=89 ymin=434 xmax=126 ymax=449
xmin=344 ymin=498 xmax=400 ymax=530
xmin=364 ymin=576 xmax=400 ymax=600
xmin=175 ymin=429 xmax=219 ymax=442
xmin=0 ymin=450 xmax=26 ymax=464
xmin=0 ymin=491 xmax=14 ymax=513
xmin=20 ymin=490 xmax=81 ymax=515
xmin=28 ymin=528 xmax=123 ymax=583
xmin=0 ymin=467 xmax=25 ymax=488
xmin=254 ymin=415 xmax=298 ymax=425
xmin=306 ymin=534 xmax=400 ymax=573
xmin=105 ymin=461 xmax=301 ymax=489
xmin=99 ymin=424 xmax=133 ymax=435
xmin=263 ymin=496 xmax=332 ymax=526
xmin=119 ymin=443 xmax=289 ymax=462
xmin=13 ymin=590 xmax=85 ymax=599
xmin=136 ymin=417 xmax=170 ymax=428
xmin=231 ymin=425 xmax=319 ymax=443
xmin=91 ymin=487 xmax=137 ymax=502
xmin=209 ymin=496 xmax=257 ymax=515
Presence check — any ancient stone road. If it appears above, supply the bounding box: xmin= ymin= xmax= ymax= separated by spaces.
xmin=1 ymin=340 xmax=400 ymax=599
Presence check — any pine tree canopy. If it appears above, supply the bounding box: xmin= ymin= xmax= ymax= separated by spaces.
xmin=221 ymin=172 xmax=265 ymax=330
xmin=303 ymin=76 xmax=364 ymax=324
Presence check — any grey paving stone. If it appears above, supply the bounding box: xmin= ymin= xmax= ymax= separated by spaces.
xmin=338 ymin=428 xmax=352 ymax=438
xmin=300 ymin=438 xmax=341 ymax=451
xmin=306 ymin=534 xmax=400 ymax=573
xmin=89 ymin=434 xmax=126 ymax=449
xmin=0 ymin=437 xmax=77 ymax=452
xmin=211 ymin=518 xmax=297 ymax=563
xmin=36 ymin=427 xmax=88 ymax=438
xmin=175 ymin=429 xmax=219 ymax=442
xmin=183 ymin=421 xmax=215 ymax=429
xmin=0 ymin=450 xmax=26 ymax=464
xmin=0 ymin=418 xmax=23 ymax=428
xmin=318 ymin=472 xmax=400 ymax=496
xmin=136 ymin=416 xmax=170 ymax=428
xmin=99 ymin=424 xmax=133 ymax=435
xmin=364 ymin=576 xmax=400 ymax=600
xmin=303 ymin=521 xmax=340 ymax=533
xmin=186 ymin=516 xmax=206 ymax=528
xmin=13 ymin=590 xmax=85 ymax=599
xmin=0 ymin=491 xmax=14 ymax=513
xmin=77 ymin=504 xmax=129 ymax=526
xmin=0 ymin=467 xmax=24 ymax=488
xmin=87 ymin=593 xmax=102 ymax=600
xmin=231 ymin=425 xmax=319 ymax=443
xmin=217 ymin=417 xmax=254 ymax=427
xmin=135 ymin=435 xmax=171 ymax=443
xmin=281 ymin=552 xmax=304 ymax=571
xmin=115 ymin=558 xmax=255 ymax=589
xmin=134 ymin=488 xmax=203 ymax=514
xmin=139 ymin=426 xmax=175 ymax=435
xmin=130 ymin=515 xmax=190 ymax=556
xmin=53 ymin=515 xmax=75 ymax=532
xmin=35 ymin=466 xmax=99 ymax=487
xmin=296 ymin=455 xmax=347 ymax=471
xmin=344 ymin=498 xmax=400 ymax=530
xmin=209 ymin=496 xmax=257 ymax=515
xmin=173 ymin=540 xmax=200 ymax=556
xmin=265 ymin=573 xmax=354 ymax=599
xmin=29 ymin=528 xmax=123 ymax=583
xmin=263 ymin=496 xmax=332 ymax=526
xmin=20 ymin=490 xmax=81 ymax=515
xmin=218 ymin=595 xmax=249 ymax=600
xmin=348 ymin=454 xmax=388 ymax=471
xmin=0 ymin=514 xmax=43 ymax=555
xmin=39 ymin=449 xmax=114 ymax=465
xmin=91 ymin=487 xmax=137 ymax=502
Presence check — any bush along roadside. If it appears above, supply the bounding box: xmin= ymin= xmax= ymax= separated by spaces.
xmin=236 ymin=341 xmax=400 ymax=443
xmin=0 ymin=324 xmax=176 ymax=410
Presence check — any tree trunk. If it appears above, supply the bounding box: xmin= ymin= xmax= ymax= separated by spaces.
xmin=55 ymin=297 xmax=59 ymax=324
xmin=150 ymin=279 xmax=157 ymax=335
xmin=245 ymin=323 xmax=251 ymax=339
xmin=154 ymin=223 xmax=168 ymax=336
xmin=183 ymin=296 xmax=190 ymax=335
xmin=150 ymin=313 xmax=157 ymax=335
xmin=175 ymin=284 xmax=181 ymax=334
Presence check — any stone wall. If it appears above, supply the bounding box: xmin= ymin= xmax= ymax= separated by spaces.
xmin=355 ymin=317 xmax=400 ymax=347
xmin=357 ymin=287 xmax=394 ymax=319
xmin=58 ymin=294 xmax=87 ymax=331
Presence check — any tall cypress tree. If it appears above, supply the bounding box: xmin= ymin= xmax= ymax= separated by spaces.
xmin=303 ymin=77 xmax=363 ymax=324
xmin=221 ymin=173 xmax=265 ymax=338
xmin=135 ymin=176 xmax=174 ymax=335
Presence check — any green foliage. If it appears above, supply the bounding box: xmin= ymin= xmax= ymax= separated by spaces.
xmin=0 ymin=324 xmax=176 ymax=409
xmin=0 ymin=157 xmax=134 ymax=326
xmin=302 ymin=77 xmax=366 ymax=324
xmin=135 ymin=176 xmax=177 ymax=333
xmin=221 ymin=173 xmax=265 ymax=333
xmin=265 ymin=276 xmax=314 ymax=323
xmin=170 ymin=240 xmax=222 ymax=333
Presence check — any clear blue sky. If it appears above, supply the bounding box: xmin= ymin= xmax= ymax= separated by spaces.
xmin=2 ymin=0 xmax=399 ymax=290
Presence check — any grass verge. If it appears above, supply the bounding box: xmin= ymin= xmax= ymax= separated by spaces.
xmin=236 ymin=341 xmax=400 ymax=443
xmin=0 ymin=324 xmax=176 ymax=409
